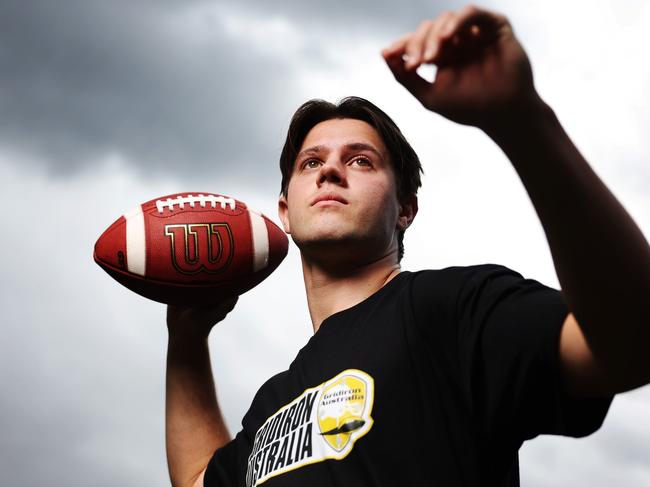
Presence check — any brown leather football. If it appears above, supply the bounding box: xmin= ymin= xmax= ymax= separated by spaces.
xmin=94 ymin=192 xmax=288 ymax=305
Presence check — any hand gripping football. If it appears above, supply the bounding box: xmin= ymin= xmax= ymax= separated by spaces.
xmin=94 ymin=192 xmax=289 ymax=305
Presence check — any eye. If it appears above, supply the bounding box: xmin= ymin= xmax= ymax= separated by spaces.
xmin=350 ymin=156 xmax=372 ymax=167
xmin=301 ymin=159 xmax=322 ymax=170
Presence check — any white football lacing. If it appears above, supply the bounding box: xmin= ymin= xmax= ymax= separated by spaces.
xmin=156 ymin=194 xmax=236 ymax=213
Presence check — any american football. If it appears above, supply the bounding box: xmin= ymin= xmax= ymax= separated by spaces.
xmin=94 ymin=192 xmax=289 ymax=305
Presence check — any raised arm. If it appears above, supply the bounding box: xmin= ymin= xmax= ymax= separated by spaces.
xmin=166 ymin=297 xmax=237 ymax=487
xmin=382 ymin=5 xmax=650 ymax=396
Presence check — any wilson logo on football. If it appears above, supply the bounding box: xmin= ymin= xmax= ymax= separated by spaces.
xmin=164 ymin=223 xmax=234 ymax=275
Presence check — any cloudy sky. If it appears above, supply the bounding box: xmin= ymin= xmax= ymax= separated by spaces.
xmin=1 ymin=0 xmax=649 ymax=485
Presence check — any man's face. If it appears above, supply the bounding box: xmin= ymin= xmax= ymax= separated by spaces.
xmin=278 ymin=118 xmax=413 ymax=263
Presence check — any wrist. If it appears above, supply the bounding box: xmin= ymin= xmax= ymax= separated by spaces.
xmin=482 ymin=93 xmax=556 ymax=144
xmin=167 ymin=326 xmax=211 ymax=347
xmin=167 ymin=332 xmax=211 ymax=369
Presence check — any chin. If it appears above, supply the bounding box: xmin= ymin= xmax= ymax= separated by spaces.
xmin=294 ymin=231 xmax=394 ymax=266
xmin=294 ymin=233 xmax=352 ymax=253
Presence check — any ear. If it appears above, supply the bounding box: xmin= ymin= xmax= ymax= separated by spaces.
xmin=278 ymin=194 xmax=291 ymax=234
xmin=396 ymin=194 xmax=418 ymax=231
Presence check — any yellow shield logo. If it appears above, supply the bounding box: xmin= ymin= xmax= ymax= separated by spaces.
xmin=317 ymin=372 xmax=371 ymax=452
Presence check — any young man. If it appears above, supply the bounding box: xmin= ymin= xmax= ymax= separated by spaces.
xmin=165 ymin=6 xmax=650 ymax=487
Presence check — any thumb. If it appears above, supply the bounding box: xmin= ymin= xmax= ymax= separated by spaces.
xmin=382 ymin=49 xmax=432 ymax=104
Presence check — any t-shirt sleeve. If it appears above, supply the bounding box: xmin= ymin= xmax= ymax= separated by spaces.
xmin=412 ymin=264 xmax=613 ymax=446
xmin=456 ymin=264 xmax=613 ymax=443
xmin=204 ymin=431 xmax=248 ymax=487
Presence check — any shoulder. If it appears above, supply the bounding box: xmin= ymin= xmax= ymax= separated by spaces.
xmin=241 ymin=369 xmax=292 ymax=430
xmin=404 ymin=263 xmax=544 ymax=334
xmin=398 ymin=264 xmax=516 ymax=332
xmin=408 ymin=262 xmax=520 ymax=283
xmin=406 ymin=262 xmax=522 ymax=299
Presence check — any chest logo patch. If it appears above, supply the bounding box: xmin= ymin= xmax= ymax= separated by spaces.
xmin=246 ymin=369 xmax=374 ymax=486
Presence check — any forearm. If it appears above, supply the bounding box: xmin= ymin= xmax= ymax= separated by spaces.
xmin=166 ymin=334 xmax=231 ymax=487
xmin=486 ymin=100 xmax=650 ymax=388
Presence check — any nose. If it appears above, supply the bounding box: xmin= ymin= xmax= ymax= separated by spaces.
xmin=318 ymin=159 xmax=346 ymax=186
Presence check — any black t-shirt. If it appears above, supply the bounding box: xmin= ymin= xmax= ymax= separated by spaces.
xmin=205 ymin=264 xmax=613 ymax=486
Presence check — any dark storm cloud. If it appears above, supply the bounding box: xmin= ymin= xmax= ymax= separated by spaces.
xmin=0 ymin=0 xmax=458 ymax=185
xmin=0 ymin=0 xmax=297 ymax=183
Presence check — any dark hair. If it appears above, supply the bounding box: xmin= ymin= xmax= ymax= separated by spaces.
xmin=279 ymin=96 xmax=422 ymax=261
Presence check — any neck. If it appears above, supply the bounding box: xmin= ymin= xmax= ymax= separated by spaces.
xmin=300 ymin=251 xmax=401 ymax=333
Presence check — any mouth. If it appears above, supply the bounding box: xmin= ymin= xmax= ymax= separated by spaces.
xmin=311 ymin=192 xmax=348 ymax=206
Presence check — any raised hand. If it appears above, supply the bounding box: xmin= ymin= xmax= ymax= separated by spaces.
xmin=382 ymin=5 xmax=542 ymax=131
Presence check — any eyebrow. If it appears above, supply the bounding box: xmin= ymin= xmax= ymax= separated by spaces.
xmin=296 ymin=142 xmax=385 ymax=162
